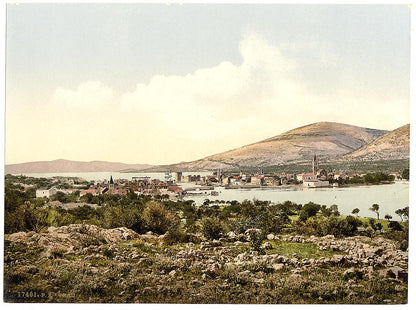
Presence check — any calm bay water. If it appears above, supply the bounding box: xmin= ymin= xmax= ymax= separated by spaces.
xmin=22 ymin=172 xmax=409 ymax=221
xmin=184 ymin=183 xmax=409 ymax=221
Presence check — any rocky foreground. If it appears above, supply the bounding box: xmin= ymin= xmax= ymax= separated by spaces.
xmin=4 ymin=224 xmax=408 ymax=303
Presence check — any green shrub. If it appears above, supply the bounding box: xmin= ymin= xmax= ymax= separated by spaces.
xmin=164 ymin=229 xmax=188 ymax=245
xmin=299 ymin=202 xmax=321 ymax=221
xmin=5 ymin=203 xmax=37 ymax=234
xmin=247 ymin=229 xmax=265 ymax=254
xmin=142 ymin=201 xmax=179 ymax=234
xmin=201 ymin=217 xmax=225 ymax=240
xmin=388 ymin=221 xmax=403 ymax=231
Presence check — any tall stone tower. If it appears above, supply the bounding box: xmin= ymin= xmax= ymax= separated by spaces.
xmin=175 ymin=172 xmax=182 ymax=182
xmin=109 ymin=175 xmax=115 ymax=190
xmin=312 ymin=154 xmax=318 ymax=175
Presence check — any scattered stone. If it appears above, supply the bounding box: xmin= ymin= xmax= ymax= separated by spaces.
xmin=211 ymin=240 xmax=222 ymax=247
xmin=227 ymin=231 xmax=237 ymax=238
xmin=254 ymin=278 xmax=265 ymax=284
xmin=261 ymin=242 xmax=273 ymax=250
xmin=395 ymin=284 xmax=407 ymax=292
xmin=380 ymin=266 xmax=408 ymax=282
xmin=347 ymin=292 xmax=358 ymax=299
xmin=291 ymin=268 xmax=302 ymax=274
xmin=266 ymin=234 xmax=275 ymax=240
xmin=272 ymin=263 xmax=284 ymax=271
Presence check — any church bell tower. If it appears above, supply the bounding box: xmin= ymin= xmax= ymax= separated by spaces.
xmin=312 ymin=154 xmax=318 ymax=175
xmin=109 ymin=175 xmax=115 ymax=190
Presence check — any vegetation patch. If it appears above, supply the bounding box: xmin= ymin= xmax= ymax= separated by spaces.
xmin=3 ymin=174 xmax=408 ymax=304
xmin=265 ymin=240 xmax=345 ymax=259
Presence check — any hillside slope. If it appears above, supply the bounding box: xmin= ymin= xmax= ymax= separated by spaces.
xmin=342 ymin=124 xmax=410 ymax=161
xmin=149 ymin=122 xmax=389 ymax=171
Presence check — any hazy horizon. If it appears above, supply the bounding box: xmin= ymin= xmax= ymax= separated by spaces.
xmin=5 ymin=4 xmax=410 ymax=165
xmin=5 ymin=120 xmax=408 ymax=166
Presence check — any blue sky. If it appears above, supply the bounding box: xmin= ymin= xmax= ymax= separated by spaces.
xmin=5 ymin=3 xmax=411 ymax=165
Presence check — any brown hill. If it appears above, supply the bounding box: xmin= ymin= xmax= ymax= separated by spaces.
xmin=5 ymin=159 xmax=154 ymax=174
xmin=146 ymin=122 xmax=389 ymax=171
xmin=342 ymin=124 xmax=410 ymax=161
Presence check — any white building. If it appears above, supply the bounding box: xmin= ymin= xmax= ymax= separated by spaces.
xmin=36 ymin=187 xmax=58 ymax=198
xmin=303 ymin=180 xmax=330 ymax=188
xmin=297 ymin=174 xmax=316 ymax=182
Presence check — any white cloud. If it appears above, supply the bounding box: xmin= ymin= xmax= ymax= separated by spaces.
xmin=120 ymin=33 xmax=299 ymax=125
xmin=52 ymin=81 xmax=115 ymax=109
xmin=44 ymin=33 xmax=408 ymax=164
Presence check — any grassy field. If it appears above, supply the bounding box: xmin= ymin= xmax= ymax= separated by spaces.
xmin=265 ymin=240 xmax=346 ymax=259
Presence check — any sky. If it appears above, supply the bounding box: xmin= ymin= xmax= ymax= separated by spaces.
xmin=4 ymin=3 xmax=411 ymax=165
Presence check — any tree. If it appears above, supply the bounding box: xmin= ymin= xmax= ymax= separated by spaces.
xmin=402 ymin=206 xmax=409 ymax=221
xmin=50 ymin=191 xmax=71 ymax=203
xmin=369 ymin=204 xmax=380 ymax=219
xmin=320 ymin=205 xmax=331 ymax=217
xmin=80 ymin=193 xmax=94 ymax=204
xmin=394 ymin=207 xmax=409 ymax=222
xmin=395 ymin=209 xmax=404 ymax=222
xmin=384 ymin=214 xmax=392 ymax=221
xmin=299 ymin=202 xmax=321 ymax=221
xmin=343 ymin=215 xmax=362 ymax=236
xmin=329 ymin=204 xmax=340 ymax=216
xmin=352 ymin=208 xmax=360 ymax=217
xmin=402 ymin=168 xmax=409 ymax=180
xmin=5 ymin=202 xmax=37 ymax=234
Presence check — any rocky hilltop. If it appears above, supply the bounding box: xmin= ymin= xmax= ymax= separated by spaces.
xmin=343 ymin=124 xmax=410 ymax=161
xmin=5 ymin=159 xmax=154 ymax=174
xmin=152 ymin=122 xmax=389 ymax=171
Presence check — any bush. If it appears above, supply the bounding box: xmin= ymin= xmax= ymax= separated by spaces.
xmin=342 ymin=215 xmax=362 ymax=236
xmin=201 ymin=217 xmax=225 ymax=240
xmin=103 ymin=206 xmax=123 ymax=228
xmin=304 ymin=216 xmax=328 ymax=236
xmin=299 ymin=202 xmax=321 ymax=221
xmin=368 ymin=218 xmax=382 ymax=231
xmin=142 ymin=201 xmax=179 ymax=234
xmin=247 ymin=229 xmax=265 ymax=254
xmin=5 ymin=203 xmax=37 ymax=234
xmin=164 ymin=229 xmax=188 ymax=245
xmin=388 ymin=221 xmax=403 ymax=231
xmin=326 ymin=215 xmax=361 ymax=237
xmin=296 ymin=215 xmax=362 ymax=237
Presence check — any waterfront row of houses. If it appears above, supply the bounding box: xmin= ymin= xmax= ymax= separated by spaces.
xmin=36 ymin=175 xmax=184 ymax=199
xmin=35 ymin=156 xmax=404 ymax=199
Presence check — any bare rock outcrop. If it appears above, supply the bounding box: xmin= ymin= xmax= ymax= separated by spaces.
xmin=5 ymin=224 xmax=139 ymax=257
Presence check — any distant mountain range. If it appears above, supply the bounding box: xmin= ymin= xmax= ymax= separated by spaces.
xmin=5 ymin=159 xmax=154 ymax=174
xmin=5 ymin=122 xmax=409 ymax=174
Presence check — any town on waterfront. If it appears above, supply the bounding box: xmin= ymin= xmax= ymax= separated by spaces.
xmin=28 ymin=154 xmax=408 ymax=204
xmin=4 ymin=2 xmax=411 ymax=306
